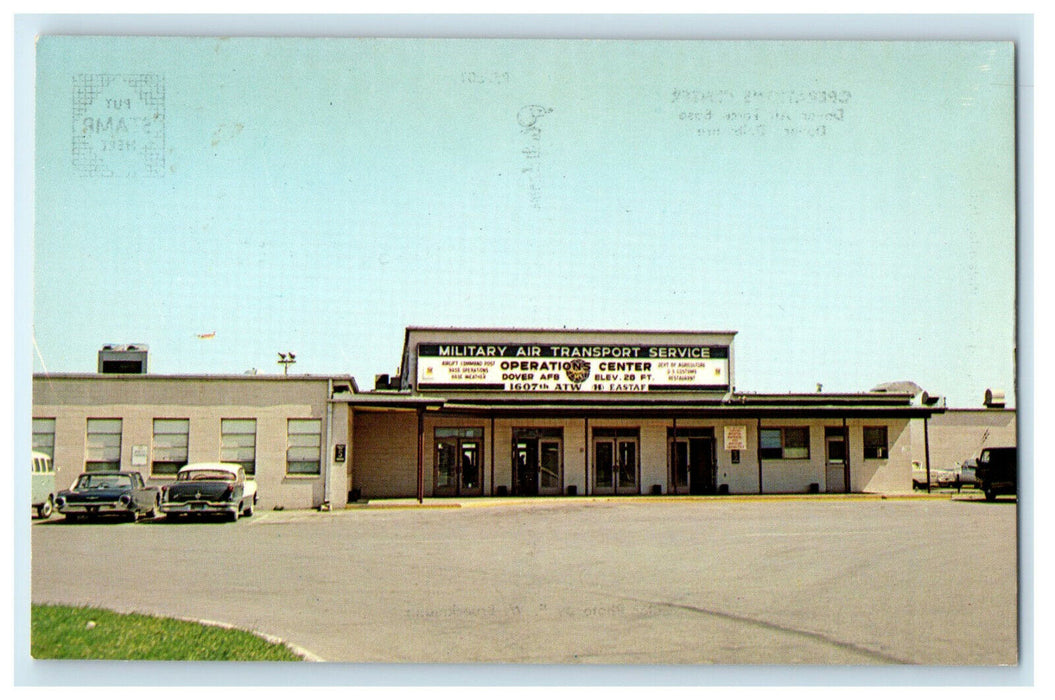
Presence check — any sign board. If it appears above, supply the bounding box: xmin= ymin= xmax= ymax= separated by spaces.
xmin=724 ymin=426 xmax=747 ymax=451
xmin=334 ymin=444 xmax=347 ymax=463
xmin=416 ymin=343 xmax=730 ymax=393
xmin=131 ymin=444 xmax=149 ymax=467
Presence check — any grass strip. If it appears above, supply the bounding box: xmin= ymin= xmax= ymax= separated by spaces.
xmin=32 ymin=604 xmax=303 ymax=661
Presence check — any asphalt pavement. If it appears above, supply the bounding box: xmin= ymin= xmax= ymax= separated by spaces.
xmin=31 ymin=495 xmax=1018 ymax=666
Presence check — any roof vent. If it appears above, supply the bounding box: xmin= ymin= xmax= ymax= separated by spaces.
xmin=984 ymin=388 xmax=1006 ymax=408
xmin=920 ymin=392 xmax=944 ymax=407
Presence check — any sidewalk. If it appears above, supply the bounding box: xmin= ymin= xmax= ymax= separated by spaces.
xmin=344 ymin=491 xmax=955 ymax=509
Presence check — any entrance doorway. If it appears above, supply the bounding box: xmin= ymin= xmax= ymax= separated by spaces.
xmin=668 ymin=428 xmax=715 ymax=495
xmin=512 ymin=428 xmax=563 ymax=496
xmin=592 ymin=428 xmax=639 ymax=495
xmin=825 ymin=426 xmax=848 ymax=493
xmin=434 ymin=427 xmax=484 ymax=497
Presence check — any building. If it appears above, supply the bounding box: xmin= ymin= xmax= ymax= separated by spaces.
xmin=910 ymin=406 xmax=1017 ymax=473
xmin=343 ymin=327 xmax=946 ymax=501
xmin=32 ymin=327 xmax=958 ymax=508
xmin=32 ymin=373 xmax=353 ymax=510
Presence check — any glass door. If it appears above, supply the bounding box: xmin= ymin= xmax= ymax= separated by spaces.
xmin=617 ymin=439 xmax=638 ymax=493
xmin=670 ymin=440 xmax=689 ymax=494
xmin=512 ymin=428 xmax=563 ymax=496
xmin=593 ymin=429 xmax=639 ymax=494
xmin=434 ymin=428 xmax=484 ymax=497
xmin=435 ymin=439 xmax=459 ymax=496
xmin=825 ymin=426 xmax=847 ymax=493
xmin=688 ymin=438 xmax=713 ymax=495
xmin=539 ymin=441 xmax=562 ymax=496
xmin=459 ymin=440 xmax=482 ymax=495
xmin=668 ymin=428 xmax=716 ymax=495
xmin=513 ymin=439 xmax=538 ymax=496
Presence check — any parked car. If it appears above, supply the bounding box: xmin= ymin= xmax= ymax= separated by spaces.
xmin=958 ymin=458 xmax=978 ymax=487
xmin=55 ymin=471 xmax=161 ymax=521
xmin=160 ymin=462 xmax=257 ymax=521
xmin=975 ymin=446 xmax=1017 ymax=501
xmin=31 ymin=451 xmax=56 ymax=519
xmin=912 ymin=462 xmax=960 ymax=490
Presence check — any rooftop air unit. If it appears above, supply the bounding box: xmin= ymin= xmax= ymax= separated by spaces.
xmin=98 ymin=344 xmax=149 ymax=374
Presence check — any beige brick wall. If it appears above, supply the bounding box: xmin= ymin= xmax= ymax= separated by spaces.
xmin=33 ymin=376 xmax=337 ymax=510
xmin=852 ymin=419 xmax=912 ymax=494
xmin=911 ymin=409 xmax=1017 ymax=472
xmin=350 ymin=411 xmax=419 ymax=499
xmin=345 ymin=411 xmax=921 ymax=498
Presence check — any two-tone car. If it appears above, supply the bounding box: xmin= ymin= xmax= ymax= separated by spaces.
xmin=55 ymin=471 xmax=161 ymax=522
xmin=160 ymin=462 xmax=257 ymax=521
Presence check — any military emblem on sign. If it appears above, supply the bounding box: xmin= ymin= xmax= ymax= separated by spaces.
xmin=565 ymin=358 xmax=591 ymax=384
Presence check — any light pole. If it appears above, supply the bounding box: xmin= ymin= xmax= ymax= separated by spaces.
xmin=277 ymin=351 xmax=296 ymax=376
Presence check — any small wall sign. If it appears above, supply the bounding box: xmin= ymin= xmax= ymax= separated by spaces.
xmin=724 ymin=425 xmax=747 ymax=451
xmin=131 ymin=444 xmax=149 ymax=467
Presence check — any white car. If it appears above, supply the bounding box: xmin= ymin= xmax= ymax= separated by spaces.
xmin=31 ymin=451 xmax=56 ymax=519
xmin=160 ymin=462 xmax=258 ymax=521
xmin=912 ymin=462 xmax=961 ymax=489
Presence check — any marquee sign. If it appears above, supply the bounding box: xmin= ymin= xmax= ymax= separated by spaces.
xmin=415 ymin=343 xmax=730 ymax=393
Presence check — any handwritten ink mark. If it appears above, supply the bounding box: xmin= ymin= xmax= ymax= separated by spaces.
xmin=517 ymin=105 xmax=553 ymax=129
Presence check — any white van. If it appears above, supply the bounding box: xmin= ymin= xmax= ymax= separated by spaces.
xmin=32 ymin=451 xmax=56 ymax=519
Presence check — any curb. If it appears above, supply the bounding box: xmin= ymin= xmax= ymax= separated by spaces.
xmin=346 ymin=492 xmax=955 ymax=509
xmin=181 ymin=615 xmax=325 ymax=662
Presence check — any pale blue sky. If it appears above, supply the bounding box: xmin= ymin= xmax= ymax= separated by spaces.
xmin=32 ymin=37 xmax=1017 ymax=407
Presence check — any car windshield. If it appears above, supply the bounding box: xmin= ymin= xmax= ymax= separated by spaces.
xmin=177 ymin=470 xmax=236 ymax=482
xmin=76 ymin=474 xmax=132 ymax=489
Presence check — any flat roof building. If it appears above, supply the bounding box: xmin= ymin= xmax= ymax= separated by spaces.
xmin=32 ymin=327 xmax=965 ymax=509
xmin=341 ymin=328 xmax=946 ymax=502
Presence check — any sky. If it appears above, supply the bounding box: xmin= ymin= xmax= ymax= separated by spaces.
xmin=30 ymin=35 xmax=1018 ymax=408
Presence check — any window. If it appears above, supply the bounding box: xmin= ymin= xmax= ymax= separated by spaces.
xmin=86 ymin=418 xmax=122 ymax=471
xmin=33 ymin=418 xmax=56 ymax=459
xmin=152 ymin=419 xmax=189 ymax=476
xmin=221 ymin=419 xmax=257 ymax=476
xmin=287 ymin=419 xmax=322 ymax=475
xmin=435 ymin=427 xmax=483 ymax=439
xmin=760 ymin=427 xmax=810 ymax=460
xmin=863 ymin=426 xmax=889 ymax=459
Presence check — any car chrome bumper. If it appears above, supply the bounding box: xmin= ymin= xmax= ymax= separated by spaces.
xmin=57 ymin=502 xmax=133 ymax=514
xmin=160 ymin=501 xmax=237 ymax=515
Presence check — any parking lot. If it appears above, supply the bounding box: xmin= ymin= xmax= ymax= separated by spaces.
xmin=31 ymin=496 xmax=1018 ymax=666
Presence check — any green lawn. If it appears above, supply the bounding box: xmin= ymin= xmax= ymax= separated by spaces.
xmin=31 ymin=604 xmax=304 ymax=661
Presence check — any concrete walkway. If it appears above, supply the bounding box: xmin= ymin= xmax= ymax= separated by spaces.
xmin=346 ymin=491 xmax=956 ymax=509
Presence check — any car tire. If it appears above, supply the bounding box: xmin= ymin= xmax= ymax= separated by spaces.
xmin=144 ymin=498 xmax=158 ymax=520
xmin=985 ymin=488 xmax=996 ymax=502
xmin=228 ymin=506 xmax=240 ymax=522
xmin=243 ymin=501 xmax=254 ymax=517
xmin=36 ymin=497 xmax=53 ymax=520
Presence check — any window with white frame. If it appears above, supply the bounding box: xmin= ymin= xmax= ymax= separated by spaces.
xmin=220 ymin=419 xmax=257 ymax=476
xmin=152 ymin=418 xmax=190 ymax=476
xmin=286 ymin=419 xmax=322 ymax=475
xmin=33 ymin=418 xmax=56 ymax=459
xmin=760 ymin=427 xmax=810 ymax=460
xmin=863 ymin=426 xmax=889 ymax=459
xmin=86 ymin=418 xmax=122 ymax=471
